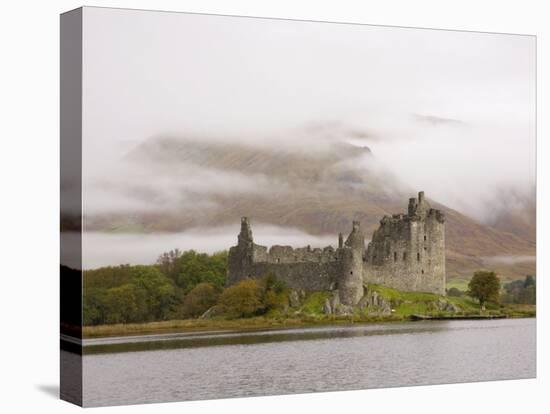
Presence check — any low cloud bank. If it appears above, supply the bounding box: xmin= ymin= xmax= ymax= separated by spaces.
xmin=347 ymin=113 xmax=535 ymax=222
xmin=81 ymin=224 xmax=342 ymax=269
xmin=482 ymin=255 xmax=536 ymax=265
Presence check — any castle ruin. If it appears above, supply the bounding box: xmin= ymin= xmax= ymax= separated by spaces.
xmin=227 ymin=191 xmax=445 ymax=305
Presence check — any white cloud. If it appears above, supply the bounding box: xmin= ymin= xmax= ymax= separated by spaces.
xmin=80 ymin=8 xmax=535 ymax=224
xmin=82 ymin=224 xmax=340 ymax=269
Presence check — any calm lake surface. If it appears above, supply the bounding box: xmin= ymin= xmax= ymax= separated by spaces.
xmin=80 ymin=318 xmax=536 ymax=407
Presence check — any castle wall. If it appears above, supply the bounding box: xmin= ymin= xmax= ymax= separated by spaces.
xmin=364 ymin=215 xmax=417 ymax=291
xmin=364 ymin=193 xmax=445 ymax=294
xmin=253 ymin=244 xmax=338 ymax=264
xmin=226 ymin=192 xmax=446 ymax=305
xmin=226 ymin=219 xmax=340 ymax=292
xmin=239 ymin=261 xmax=339 ymax=292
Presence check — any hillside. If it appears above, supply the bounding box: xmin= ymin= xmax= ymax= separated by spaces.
xmin=84 ymin=136 xmax=535 ymax=280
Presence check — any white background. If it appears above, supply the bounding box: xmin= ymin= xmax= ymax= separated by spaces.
xmin=0 ymin=0 xmax=547 ymax=412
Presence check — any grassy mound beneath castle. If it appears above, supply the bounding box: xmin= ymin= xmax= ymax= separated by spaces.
xmin=364 ymin=284 xmax=534 ymax=319
xmin=367 ymin=284 xmax=485 ymax=317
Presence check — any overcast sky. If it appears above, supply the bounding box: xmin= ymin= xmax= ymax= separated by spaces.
xmin=79 ymin=8 xmax=535 ymax=266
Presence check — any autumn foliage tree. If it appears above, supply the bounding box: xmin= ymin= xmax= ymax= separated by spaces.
xmin=181 ymin=283 xmax=220 ymax=318
xmin=218 ymin=279 xmax=263 ymax=317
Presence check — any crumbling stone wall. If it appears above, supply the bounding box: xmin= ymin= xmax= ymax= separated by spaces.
xmin=240 ymin=261 xmax=339 ymax=292
xmin=254 ymin=244 xmax=338 ymax=264
xmin=226 ymin=192 xmax=446 ymax=305
xmin=226 ymin=218 xmax=340 ymax=287
xmin=227 ymin=217 xmax=363 ymax=305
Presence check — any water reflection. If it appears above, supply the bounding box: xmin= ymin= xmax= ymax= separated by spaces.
xmin=84 ymin=322 xmax=458 ymax=354
xmin=81 ymin=318 xmax=536 ymax=407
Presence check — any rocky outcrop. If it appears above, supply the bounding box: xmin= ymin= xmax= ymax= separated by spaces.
xmin=289 ymin=290 xmax=301 ymax=308
xmin=322 ymin=290 xmax=354 ymax=316
xmin=357 ymin=289 xmax=392 ymax=316
xmin=323 ymin=299 xmax=332 ymax=315
xmin=435 ymin=298 xmax=460 ymax=313
xmin=322 ymin=288 xmax=393 ymax=316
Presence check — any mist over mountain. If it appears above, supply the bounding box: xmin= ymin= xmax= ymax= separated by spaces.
xmin=77 ymin=14 xmax=535 ymax=277
xmin=82 ymin=130 xmax=535 ymax=279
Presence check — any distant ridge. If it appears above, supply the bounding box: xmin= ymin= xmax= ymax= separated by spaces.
xmin=85 ymin=136 xmax=535 ymax=280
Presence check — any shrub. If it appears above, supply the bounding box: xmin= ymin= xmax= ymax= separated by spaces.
xmin=263 ymin=289 xmax=288 ymax=312
xmin=181 ymin=283 xmax=219 ymax=318
xmin=218 ymin=279 xmax=263 ymax=318
xmin=259 ymin=274 xmax=289 ymax=313
xmin=260 ymin=273 xmax=288 ymax=295
xmin=301 ymin=291 xmax=330 ymax=315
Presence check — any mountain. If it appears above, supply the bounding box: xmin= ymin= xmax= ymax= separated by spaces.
xmin=85 ymin=135 xmax=535 ymax=281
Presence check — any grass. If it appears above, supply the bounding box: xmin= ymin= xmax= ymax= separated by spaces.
xmin=369 ymin=284 xmax=439 ymax=302
xmin=83 ymin=317 xmax=310 ymax=338
xmin=367 ymin=284 xmax=447 ymax=317
xmin=82 ymin=314 xmax=405 ymax=338
xmin=366 ymin=283 xmax=534 ymax=317
xmin=83 ymin=287 xmax=535 ymax=339
xmin=446 ymin=278 xmax=470 ymax=292
xmin=300 ymin=291 xmax=330 ymax=315
xmin=498 ymin=303 xmax=536 ymax=318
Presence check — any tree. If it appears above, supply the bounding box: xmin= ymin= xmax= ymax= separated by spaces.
xmin=131 ymin=266 xmax=176 ymax=321
xmin=467 ymin=271 xmax=501 ymax=310
xmin=104 ymin=284 xmax=139 ymax=324
xmin=156 ymin=249 xmax=182 ymax=281
xmin=501 ymin=275 xmax=536 ymax=305
xmin=83 ymin=287 xmax=108 ymax=325
xmin=218 ymin=279 xmax=262 ymax=318
xmin=165 ymin=250 xmax=227 ymax=292
xmin=524 ymin=275 xmax=535 ymax=289
xmin=82 ymin=251 xmax=228 ymax=326
xmin=181 ymin=283 xmax=219 ymax=318
xmin=519 ymin=284 xmax=536 ymax=304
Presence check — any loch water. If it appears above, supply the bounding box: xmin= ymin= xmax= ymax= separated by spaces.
xmin=79 ymin=318 xmax=536 ymax=407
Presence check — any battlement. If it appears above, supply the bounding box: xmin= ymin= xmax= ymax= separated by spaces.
xmin=226 ymin=191 xmax=446 ymax=305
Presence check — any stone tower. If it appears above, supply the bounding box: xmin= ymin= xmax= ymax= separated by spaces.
xmin=338 ymin=221 xmax=365 ymax=305
xmin=238 ymin=216 xmax=253 ymax=248
xmin=226 ymin=217 xmax=255 ymax=286
xmin=364 ymin=191 xmax=446 ymax=294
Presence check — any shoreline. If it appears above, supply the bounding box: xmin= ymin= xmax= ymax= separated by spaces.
xmin=82 ymin=311 xmax=535 ymax=340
